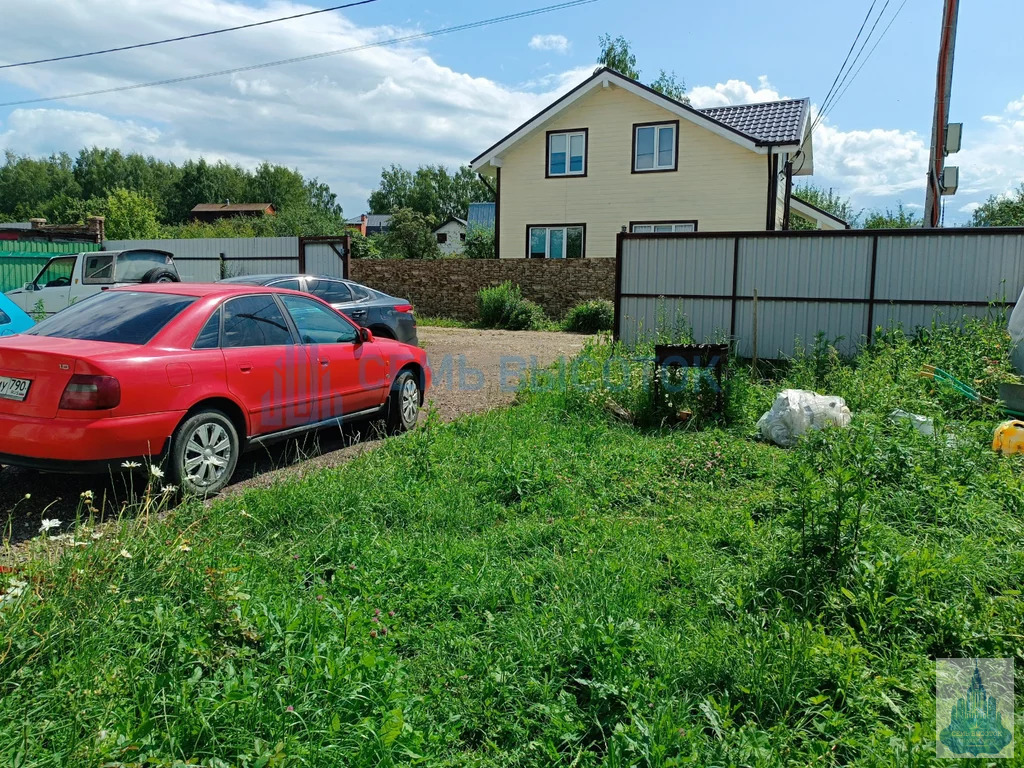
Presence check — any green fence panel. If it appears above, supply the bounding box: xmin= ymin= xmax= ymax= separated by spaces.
xmin=0 ymin=241 xmax=99 ymax=293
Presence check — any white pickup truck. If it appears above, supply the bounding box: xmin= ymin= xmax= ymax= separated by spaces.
xmin=5 ymin=249 xmax=180 ymax=316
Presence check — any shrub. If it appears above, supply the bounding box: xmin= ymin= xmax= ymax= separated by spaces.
xmin=464 ymin=226 xmax=496 ymax=259
xmin=477 ymin=281 xmax=549 ymax=331
xmin=562 ymin=299 xmax=614 ymax=333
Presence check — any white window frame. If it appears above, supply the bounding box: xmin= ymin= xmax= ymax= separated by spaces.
xmin=547 ymin=130 xmax=587 ymax=177
xmin=631 ymin=222 xmax=696 ymax=234
xmin=528 ymin=225 xmax=585 ymax=259
xmin=633 ymin=122 xmax=677 ymax=172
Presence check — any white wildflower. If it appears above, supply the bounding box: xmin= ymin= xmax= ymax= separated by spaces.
xmin=23 ymin=493 xmax=30 ymax=500
xmin=90 ymin=530 xmax=103 ymax=540
xmin=149 ymin=465 xmax=164 ymax=479
xmin=161 ymin=485 xmax=178 ymax=495
xmin=177 ymin=544 xmax=192 ymax=552
xmin=39 ymin=519 xmax=61 ymax=534
xmin=121 ymin=461 xmax=141 ymax=469
xmin=0 ymin=579 xmax=28 ymax=605
xmin=80 ymin=490 xmax=94 ymax=501
xmin=119 ymin=549 xmax=132 ymax=559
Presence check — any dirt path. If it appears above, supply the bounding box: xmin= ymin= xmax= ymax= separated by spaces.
xmin=1 ymin=328 xmax=587 ymax=547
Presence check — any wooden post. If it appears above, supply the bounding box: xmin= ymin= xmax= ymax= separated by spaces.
xmin=751 ymin=289 xmax=759 ymax=377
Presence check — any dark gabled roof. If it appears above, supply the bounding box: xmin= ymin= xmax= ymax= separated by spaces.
xmin=191 ymin=203 xmax=274 ymax=213
xmin=699 ymin=99 xmax=809 ymax=146
xmin=345 ymin=214 xmax=392 ymax=228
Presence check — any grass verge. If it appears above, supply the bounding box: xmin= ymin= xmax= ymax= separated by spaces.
xmin=1 ymin=319 xmax=1023 ymax=766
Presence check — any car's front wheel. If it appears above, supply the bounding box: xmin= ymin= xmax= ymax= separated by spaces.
xmin=169 ymin=410 xmax=240 ymax=496
xmin=385 ymin=370 xmax=421 ymax=434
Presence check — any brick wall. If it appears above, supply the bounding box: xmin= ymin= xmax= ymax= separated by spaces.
xmin=350 ymin=258 xmax=616 ymax=320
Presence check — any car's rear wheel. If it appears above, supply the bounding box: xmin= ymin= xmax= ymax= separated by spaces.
xmin=170 ymin=410 xmax=239 ymax=496
xmin=385 ymin=370 xmax=421 ymax=434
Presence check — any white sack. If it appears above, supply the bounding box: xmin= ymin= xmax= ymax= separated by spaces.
xmin=756 ymin=389 xmax=852 ymax=447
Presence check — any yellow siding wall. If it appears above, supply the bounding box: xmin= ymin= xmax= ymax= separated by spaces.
xmin=497 ymin=84 xmax=769 ymax=259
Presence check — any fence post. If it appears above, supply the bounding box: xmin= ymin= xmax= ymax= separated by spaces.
xmin=342 ymin=235 xmax=351 ymax=279
xmin=729 ymin=236 xmax=740 ymax=340
xmin=751 ymin=289 xmax=759 ymax=376
xmin=866 ymin=234 xmax=879 ymax=344
xmin=613 ymin=231 xmax=624 ymax=341
xmin=297 ymin=237 xmax=307 ymax=273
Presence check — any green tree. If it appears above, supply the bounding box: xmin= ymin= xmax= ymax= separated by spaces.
xmin=379 ymin=207 xmax=441 ymax=259
xmin=863 ymin=203 xmax=921 ymax=229
xmin=0 ymin=151 xmax=81 ymax=219
xmin=102 ymin=188 xmax=161 ymax=240
xmin=597 ymin=34 xmax=639 ymax=79
xmin=464 ymin=226 xmax=496 ymax=259
xmin=368 ymin=164 xmax=492 ymax=222
xmin=650 ymin=70 xmax=689 ymax=104
xmin=791 ymin=184 xmax=859 ymax=229
xmin=596 ymin=35 xmax=689 ymax=102
xmin=971 ymin=184 xmax=1024 ymax=227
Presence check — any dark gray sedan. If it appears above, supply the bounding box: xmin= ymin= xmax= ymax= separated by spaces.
xmin=219 ymin=274 xmax=417 ymax=345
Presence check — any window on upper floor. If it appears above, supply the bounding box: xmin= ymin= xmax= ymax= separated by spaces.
xmin=547 ymin=130 xmax=587 ymax=177
xmin=528 ymin=225 xmax=585 ymax=259
xmin=633 ymin=122 xmax=678 ymax=172
xmin=631 ymin=221 xmax=697 ymax=233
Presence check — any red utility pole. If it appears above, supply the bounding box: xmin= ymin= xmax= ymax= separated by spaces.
xmin=924 ymin=0 xmax=959 ymax=227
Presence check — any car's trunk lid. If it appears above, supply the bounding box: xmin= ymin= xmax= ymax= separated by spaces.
xmin=0 ymin=337 xmax=132 ymax=418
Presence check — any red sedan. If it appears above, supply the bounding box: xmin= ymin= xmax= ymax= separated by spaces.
xmin=0 ymin=284 xmax=430 ymax=495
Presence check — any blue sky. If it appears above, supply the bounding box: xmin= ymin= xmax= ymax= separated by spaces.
xmin=1 ymin=0 xmax=1022 ymax=224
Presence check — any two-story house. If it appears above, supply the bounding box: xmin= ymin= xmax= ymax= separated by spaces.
xmin=470 ymin=67 xmax=845 ymax=259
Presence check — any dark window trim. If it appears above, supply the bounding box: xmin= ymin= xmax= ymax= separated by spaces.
xmin=220 ymin=293 xmax=298 ymax=349
xmin=191 ymin=305 xmax=224 ymax=350
xmin=524 ymin=223 xmax=588 ymax=259
xmin=628 ymin=219 xmax=699 ymax=233
xmin=545 ymin=127 xmax=589 ymax=179
xmin=631 ymin=120 xmax=680 ymax=174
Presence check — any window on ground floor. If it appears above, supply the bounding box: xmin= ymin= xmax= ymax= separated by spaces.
xmin=528 ymin=225 xmax=585 ymax=259
xmin=436 ymin=232 xmax=448 ymax=244
xmin=631 ymin=221 xmax=697 ymax=233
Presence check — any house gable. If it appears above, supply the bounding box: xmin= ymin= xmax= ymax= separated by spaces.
xmin=471 ymin=68 xmax=808 ymax=174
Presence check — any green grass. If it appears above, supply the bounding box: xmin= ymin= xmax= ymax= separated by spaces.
xmin=414 ymin=316 xmax=472 ymax=329
xmin=2 ymin=318 xmax=1024 ymax=766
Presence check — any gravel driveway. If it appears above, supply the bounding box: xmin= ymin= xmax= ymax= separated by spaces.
xmin=0 ymin=328 xmax=587 ymax=547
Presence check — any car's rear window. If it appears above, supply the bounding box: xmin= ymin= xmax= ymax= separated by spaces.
xmin=26 ymin=291 xmax=195 ymax=345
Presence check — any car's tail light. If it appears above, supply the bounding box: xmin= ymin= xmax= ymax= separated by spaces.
xmin=394 ymin=304 xmax=413 ymax=313
xmin=59 ymin=375 xmax=121 ymax=410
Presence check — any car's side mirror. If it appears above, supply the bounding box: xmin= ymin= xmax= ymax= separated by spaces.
xmin=358 ymin=327 xmax=373 ymax=344
xmin=22 ymin=282 xmax=35 ymax=292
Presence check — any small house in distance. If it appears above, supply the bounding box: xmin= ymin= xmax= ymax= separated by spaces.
xmin=345 ymin=214 xmax=393 ymax=237
xmin=191 ymin=202 xmax=276 ymax=223
xmin=433 ymin=217 xmax=467 ymax=256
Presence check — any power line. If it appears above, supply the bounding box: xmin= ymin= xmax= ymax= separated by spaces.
xmin=816 ymin=0 xmax=892 ymax=123
xmin=0 ymin=0 xmax=380 ymax=71
xmin=825 ymin=0 xmax=909 ymax=120
xmin=0 ymin=0 xmax=597 ymax=108
xmin=806 ymin=0 xmax=878 ymax=140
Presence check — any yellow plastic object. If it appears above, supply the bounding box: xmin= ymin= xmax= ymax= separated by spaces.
xmin=992 ymin=420 xmax=1024 ymax=455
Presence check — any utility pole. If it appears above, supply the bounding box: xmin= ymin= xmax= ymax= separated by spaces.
xmin=924 ymin=0 xmax=960 ymax=227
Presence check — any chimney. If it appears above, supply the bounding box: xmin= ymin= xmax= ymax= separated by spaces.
xmin=87 ymin=215 xmax=106 ymax=243
xmin=29 ymin=218 xmax=46 ymax=229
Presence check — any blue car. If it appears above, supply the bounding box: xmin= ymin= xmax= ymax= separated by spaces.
xmin=0 ymin=293 xmax=33 ymax=336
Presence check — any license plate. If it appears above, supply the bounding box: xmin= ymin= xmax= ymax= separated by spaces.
xmin=0 ymin=376 xmax=30 ymax=402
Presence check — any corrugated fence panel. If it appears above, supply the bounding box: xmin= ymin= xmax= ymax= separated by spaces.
xmin=621 ymin=237 xmax=732 ymax=296
xmin=875 ymin=233 xmax=1024 ymax=303
xmin=619 ymin=297 xmax=731 ymax=347
xmin=0 ymin=241 xmax=101 ymax=254
xmin=104 ymin=237 xmax=300 ymax=283
xmin=304 ymin=243 xmax=348 ymax=278
xmin=616 ymin=229 xmax=1024 ymax=357
xmin=737 ymin=235 xmax=873 ymax=299
xmin=733 ymin=300 xmax=867 ymax=358
xmin=0 ymin=255 xmax=52 ymax=293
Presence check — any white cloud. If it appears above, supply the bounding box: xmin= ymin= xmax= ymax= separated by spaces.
xmin=529 ymin=34 xmax=570 ymax=53
xmin=0 ymin=0 xmax=585 ymax=217
xmin=688 ymin=76 xmax=783 ymax=108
